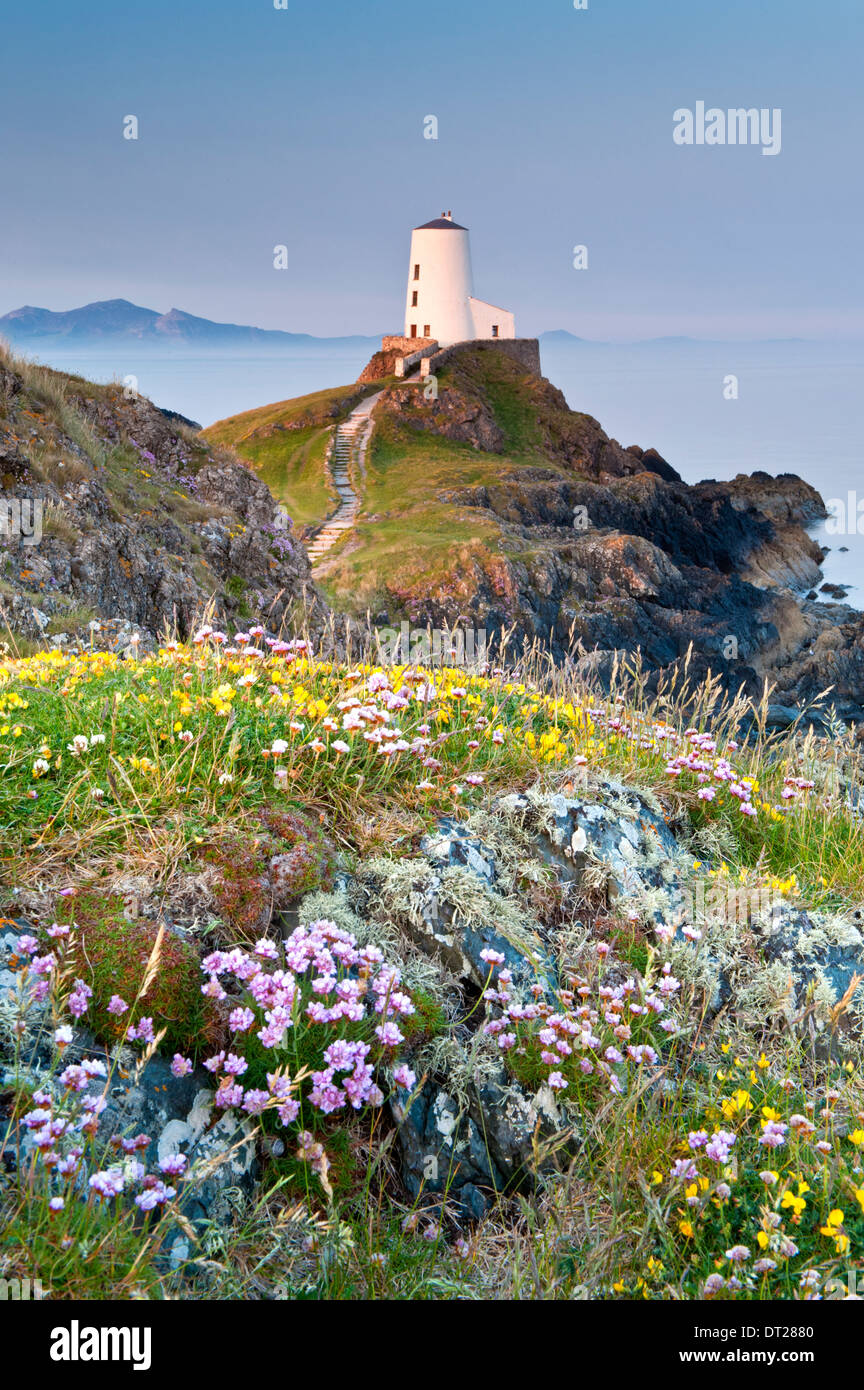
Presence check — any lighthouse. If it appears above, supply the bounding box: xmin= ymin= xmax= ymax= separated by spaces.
xmin=357 ymin=209 xmax=535 ymax=385
xmin=403 ymin=211 xmax=515 ymax=348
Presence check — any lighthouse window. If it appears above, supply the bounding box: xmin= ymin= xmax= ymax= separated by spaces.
xmin=423 ymin=325 xmax=430 ymax=337
xmin=410 ymin=324 xmax=417 ymax=338
xmin=413 ymin=264 xmax=420 ymax=280
xmin=491 ymin=324 xmax=499 ymax=338
xmin=411 ymin=291 xmax=418 ymax=307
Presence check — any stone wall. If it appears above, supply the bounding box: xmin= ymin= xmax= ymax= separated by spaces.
xmin=395 ymin=343 xmax=440 ymax=378
xmin=357 ymin=336 xmax=438 ymax=383
xmin=381 ymin=335 xmax=436 ymax=353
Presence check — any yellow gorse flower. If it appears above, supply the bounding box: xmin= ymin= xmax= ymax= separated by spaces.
xmin=721 ymin=1089 xmax=753 ymax=1120
xmin=781 ymin=1190 xmax=807 ymax=1219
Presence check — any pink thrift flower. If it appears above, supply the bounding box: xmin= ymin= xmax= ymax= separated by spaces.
xmin=159 ymin=1154 xmax=188 ymax=1177
xmin=375 ymin=1022 xmax=404 ymax=1048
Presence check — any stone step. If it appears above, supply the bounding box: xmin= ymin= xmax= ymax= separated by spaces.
xmin=307 ymin=389 xmax=382 ymax=560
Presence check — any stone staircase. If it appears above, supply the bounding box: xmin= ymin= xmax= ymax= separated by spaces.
xmin=306 ymin=391 xmax=382 ymax=565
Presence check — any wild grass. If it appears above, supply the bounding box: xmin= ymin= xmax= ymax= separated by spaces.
xmin=40 ymin=502 xmax=79 ymax=546
xmin=316 ymin=416 xmax=544 ymax=607
xmin=212 ymin=424 xmax=335 ymax=530
xmin=2 ymin=616 xmax=864 ymax=1300
xmin=203 ymin=382 xmax=380 ymax=532
xmin=0 ymin=618 xmax=862 ymax=899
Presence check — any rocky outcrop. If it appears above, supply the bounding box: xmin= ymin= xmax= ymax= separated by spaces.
xmin=381 ymin=379 xmax=507 ymax=453
xmin=370 ymin=347 xmax=864 ymax=725
xmin=0 ymin=915 xmax=258 ymax=1251
xmin=423 ymin=338 xmax=543 ymax=381
xmin=376 ymin=347 xmax=682 ymax=481
xmin=723 ymin=472 xmax=827 ymax=590
xmin=6 ymin=759 xmax=864 ymax=1225
xmin=339 ymin=778 xmax=864 ymax=1215
xmin=357 ymin=348 xmax=403 ymax=382
xmin=0 ymin=360 xmax=328 ymax=641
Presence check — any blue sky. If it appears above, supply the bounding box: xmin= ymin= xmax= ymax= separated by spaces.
xmin=2 ymin=0 xmax=861 ymax=339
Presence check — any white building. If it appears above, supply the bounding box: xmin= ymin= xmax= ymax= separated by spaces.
xmin=403 ymin=212 xmax=515 ymax=348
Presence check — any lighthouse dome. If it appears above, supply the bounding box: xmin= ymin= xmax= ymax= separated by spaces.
xmin=414 ymin=217 xmax=468 ymax=231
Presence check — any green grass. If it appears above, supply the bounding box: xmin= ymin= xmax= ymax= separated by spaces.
xmin=435 ymin=351 xmax=547 ymax=455
xmin=202 ymin=354 xmax=587 ymax=608
xmin=52 ymin=889 xmax=217 ymax=1054
xmin=317 ymin=411 xmax=560 ymax=614
xmin=228 ymin=423 xmax=334 ymax=528
xmin=204 ymin=382 xmax=384 ymax=531
xmin=45 ymin=602 xmax=99 ymax=635
xmin=207 ymin=381 xmax=377 ymax=439
xmin=2 ymin=631 xmax=864 ymax=904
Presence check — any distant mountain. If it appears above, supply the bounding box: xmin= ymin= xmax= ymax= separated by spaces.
xmin=1 ymin=303 xmax=836 ymax=356
xmin=539 ymin=330 xmax=591 ymax=343
xmin=0 ymin=299 xmax=379 ymax=350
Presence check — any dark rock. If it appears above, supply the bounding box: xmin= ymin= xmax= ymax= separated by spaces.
xmin=495 ymin=782 xmax=683 ymax=924
xmin=0 ymin=362 xmax=329 ymax=641
xmin=641 ymin=447 xmax=682 ymax=484
xmin=357 ymin=844 xmax=555 ymax=995
xmin=157 ymin=406 xmax=202 ymax=431
xmin=365 ymin=347 xmax=864 ymax=719
xmin=100 ymin=1053 xmax=258 ymax=1231
xmin=420 ymin=817 xmax=497 ymax=887
xmin=392 ymin=1067 xmax=563 ymax=1219
xmin=387 ymin=791 xmax=685 ymax=1213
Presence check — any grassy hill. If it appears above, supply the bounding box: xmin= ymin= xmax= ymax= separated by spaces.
xmin=203 ymin=348 xmax=864 ymax=736
xmin=205 ymin=381 xmax=382 ymax=531
xmin=204 ymin=350 xmax=597 ymax=615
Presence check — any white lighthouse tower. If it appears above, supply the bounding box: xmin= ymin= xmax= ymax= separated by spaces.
xmin=403 ymin=211 xmax=515 ymax=348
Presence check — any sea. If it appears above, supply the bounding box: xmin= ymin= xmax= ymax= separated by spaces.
xmin=21 ymin=337 xmax=864 ymax=609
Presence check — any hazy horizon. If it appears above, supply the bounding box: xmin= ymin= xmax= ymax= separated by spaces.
xmin=4 ymin=295 xmax=864 ymax=349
